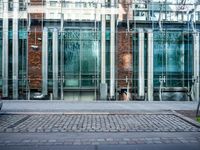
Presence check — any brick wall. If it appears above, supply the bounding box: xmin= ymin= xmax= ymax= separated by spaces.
xmin=117 ymin=27 xmax=133 ymax=100
xmin=30 ymin=0 xmax=44 ymax=5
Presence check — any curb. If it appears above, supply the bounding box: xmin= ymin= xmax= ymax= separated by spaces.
xmin=172 ymin=110 xmax=200 ymax=128
xmin=0 ymin=110 xmax=173 ymax=115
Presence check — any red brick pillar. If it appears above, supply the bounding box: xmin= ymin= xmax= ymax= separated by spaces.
xmin=28 ymin=0 xmax=44 ymax=90
xmin=117 ymin=27 xmax=133 ymax=100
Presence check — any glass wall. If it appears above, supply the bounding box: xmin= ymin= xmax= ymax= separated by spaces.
xmin=63 ymin=28 xmax=100 ymax=88
xmin=18 ymin=26 xmax=27 ymax=99
xmin=0 ymin=0 xmax=199 ymax=101
xmin=63 ymin=29 xmax=80 ymax=87
xmin=0 ymin=26 xmax=2 ymax=88
xmin=154 ymin=30 xmax=193 ymax=88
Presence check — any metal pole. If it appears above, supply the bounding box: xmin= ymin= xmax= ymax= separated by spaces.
xmin=193 ymin=31 xmax=199 ymax=101
xmin=110 ymin=0 xmax=115 ymax=99
xmin=138 ymin=28 xmax=145 ymax=98
xmin=42 ymin=27 xmax=48 ymax=95
xmin=147 ymin=29 xmax=153 ymax=101
xmin=100 ymin=1 xmax=107 ymax=100
xmin=2 ymin=0 xmax=9 ymax=97
xmin=60 ymin=2 xmax=64 ymax=100
xmin=101 ymin=10 xmax=106 ymax=84
xmin=12 ymin=0 xmax=19 ymax=99
xmin=53 ymin=28 xmax=58 ymax=99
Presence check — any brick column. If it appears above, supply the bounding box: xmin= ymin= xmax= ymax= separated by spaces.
xmin=117 ymin=27 xmax=133 ymax=100
xmin=28 ymin=10 xmax=43 ymax=90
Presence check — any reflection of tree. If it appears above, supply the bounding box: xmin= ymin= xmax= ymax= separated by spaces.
xmin=166 ymin=32 xmax=183 ymax=72
xmin=64 ymin=41 xmax=80 ymax=72
xmin=154 ymin=31 xmax=184 ymax=72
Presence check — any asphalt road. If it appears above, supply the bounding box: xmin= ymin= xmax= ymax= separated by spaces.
xmin=0 ymin=143 xmax=200 ymax=150
xmin=0 ymin=132 xmax=200 ymax=150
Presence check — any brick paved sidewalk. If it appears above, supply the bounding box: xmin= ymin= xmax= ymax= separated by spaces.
xmin=0 ymin=112 xmax=200 ymax=147
xmin=0 ymin=114 xmax=200 ymax=133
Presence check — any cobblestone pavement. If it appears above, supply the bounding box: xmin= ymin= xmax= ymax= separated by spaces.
xmin=0 ymin=114 xmax=200 ymax=133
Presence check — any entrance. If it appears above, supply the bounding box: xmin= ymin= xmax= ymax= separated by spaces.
xmin=60 ymin=28 xmax=100 ymax=101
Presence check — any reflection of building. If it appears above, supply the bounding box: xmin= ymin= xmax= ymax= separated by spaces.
xmin=0 ymin=0 xmax=199 ymax=101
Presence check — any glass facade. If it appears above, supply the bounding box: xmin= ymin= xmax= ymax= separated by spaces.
xmin=153 ymin=31 xmax=193 ymax=87
xmin=0 ymin=25 xmax=2 ymax=87
xmin=0 ymin=0 xmax=199 ymax=101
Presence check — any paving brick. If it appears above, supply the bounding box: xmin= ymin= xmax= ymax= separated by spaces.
xmin=0 ymin=114 xmax=199 ymax=133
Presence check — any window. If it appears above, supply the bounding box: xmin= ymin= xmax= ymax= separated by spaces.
xmin=8 ymin=0 xmax=13 ymax=11
xmin=83 ymin=2 xmax=87 ymax=8
xmin=50 ymin=1 xmax=57 ymax=7
xmin=50 ymin=13 xmax=54 ymax=18
xmin=63 ymin=1 xmax=70 ymax=8
xmin=19 ymin=0 xmax=26 ymax=11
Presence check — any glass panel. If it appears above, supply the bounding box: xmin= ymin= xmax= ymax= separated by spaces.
xmin=81 ymin=30 xmax=98 ymax=87
xmin=132 ymin=33 xmax=138 ymax=93
xmin=0 ymin=29 xmax=2 ymax=87
xmin=154 ymin=30 xmax=193 ymax=88
xmin=184 ymin=33 xmax=193 ymax=86
xmin=106 ymin=30 xmax=110 ymax=86
xmin=165 ymin=32 xmax=184 ymax=87
xmin=63 ymin=29 xmax=80 ymax=87
xmin=48 ymin=32 xmax=53 ymax=88
xmin=153 ymin=31 xmax=165 ymax=87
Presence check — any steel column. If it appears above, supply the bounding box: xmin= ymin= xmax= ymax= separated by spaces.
xmin=109 ymin=0 xmax=116 ymax=99
xmin=193 ymin=31 xmax=199 ymax=101
xmin=2 ymin=0 xmax=8 ymax=97
xmin=101 ymin=14 xmax=106 ymax=84
xmin=138 ymin=29 xmax=145 ymax=97
xmin=100 ymin=11 xmax=107 ymax=100
xmin=12 ymin=0 xmax=19 ymax=99
xmin=42 ymin=27 xmax=48 ymax=95
xmin=147 ymin=29 xmax=153 ymax=101
xmin=53 ymin=28 xmax=58 ymax=99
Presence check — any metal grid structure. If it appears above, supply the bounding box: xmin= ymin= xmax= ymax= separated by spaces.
xmin=0 ymin=0 xmax=199 ymax=101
